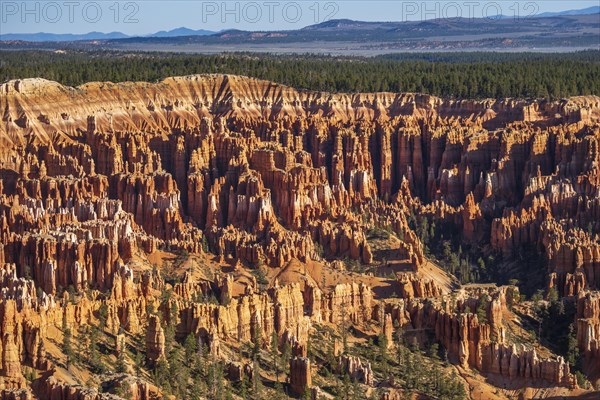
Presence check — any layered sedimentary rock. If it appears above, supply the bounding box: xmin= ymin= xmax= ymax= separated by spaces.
xmin=2 ymin=76 xmax=598 ymax=278
xmin=1 ymin=75 xmax=599 ymax=395
xmin=397 ymin=273 xmax=443 ymax=299
xmin=576 ymin=290 xmax=600 ymax=379
xmin=337 ymin=355 xmax=374 ymax=385
xmin=0 ymin=373 xmax=159 ymax=400
xmin=30 ymin=373 xmax=159 ymax=400
xmin=145 ymin=315 xmax=166 ymax=366
xmin=315 ymin=283 xmax=373 ymax=325
xmin=289 ymin=357 xmax=311 ymax=395
xmin=393 ymin=285 xmax=577 ymax=388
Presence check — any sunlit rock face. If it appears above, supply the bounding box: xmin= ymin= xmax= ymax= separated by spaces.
xmin=0 ymin=74 xmax=599 ymax=396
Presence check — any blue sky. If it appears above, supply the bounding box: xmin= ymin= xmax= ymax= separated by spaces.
xmin=1 ymin=0 xmax=598 ymax=35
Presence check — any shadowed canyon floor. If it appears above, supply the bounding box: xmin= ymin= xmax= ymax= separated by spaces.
xmin=0 ymin=75 xmax=599 ymax=399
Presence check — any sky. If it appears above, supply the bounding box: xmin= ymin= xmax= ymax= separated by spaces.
xmin=1 ymin=0 xmax=598 ymax=35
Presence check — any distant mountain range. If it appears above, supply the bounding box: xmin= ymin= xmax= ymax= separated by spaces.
xmin=0 ymin=27 xmax=216 ymax=42
xmin=536 ymin=5 xmax=599 ymax=17
xmin=141 ymin=27 xmax=216 ymax=38
xmin=1 ymin=6 xmax=599 ymax=42
xmin=1 ymin=7 xmax=598 ymax=55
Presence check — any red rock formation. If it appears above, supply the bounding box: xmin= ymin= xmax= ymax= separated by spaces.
xmin=576 ymin=290 xmax=600 ymax=379
xmin=481 ymin=343 xmax=575 ymax=387
xmin=0 ymin=389 xmax=32 ymax=400
xmin=225 ymin=361 xmax=253 ymax=382
xmin=316 ymin=283 xmax=373 ymax=325
xmin=145 ymin=316 xmax=166 ymax=366
xmin=379 ymin=390 xmax=402 ymax=400
xmin=289 ymin=357 xmax=311 ymax=395
xmin=0 ymin=74 xmax=598 ymax=395
xmin=337 ymin=355 xmax=374 ymax=385
xmin=383 ymin=313 xmax=394 ymax=349
xmin=26 ymin=373 xmax=160 ymax=400
xmin=397 ymin=273 xmax=443 ymax=299
xmin=398 ymin=285 xmax=577 ymax=388
xmin=1 ymin=76 xmax=597 ymax=281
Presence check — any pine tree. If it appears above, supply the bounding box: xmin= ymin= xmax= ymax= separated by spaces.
xmin=271 ymin=330 xmax=280 ymax=383
xmin=302 ymin=386 xmax=312 ymax=400
xmin=163 ymin=320 xmax=176 ymax=356
xmin=476 ymin=293 xmax=490 ymax=324
xmin=63 ymin=326 xmax=73 ymax=370
xmin=133 ymin=350 xmax=143 ymax=376
xmin=428 ymin=342 xmax=440 ymax=360
xmin=340 ymin=302 xmax=348 ymax=352
xmin=115 ymin=337 xmax=127 ymax=373
xmin=281 ymin=340 xmax=291 ymax=376
xmin=566 ymin=323 xmax=580 ymax=368
xmin=378 ymin=333 xmax=388 ymax=374
xmin=252 ymin=323 xmax=262 ymax=358
xmin=185 ymin=333 xmax=197 ymax=360
xmin=89 ymin=326 xmax=103 ymax=373
xmin=340 ymin=373 xmax=352 ymax=400
xmin=190 ymin=376 xmax=206 ymax=400
xmin=251 ymin=356 xmax=263 ymax=396
xmin=76 ymin=325 xmax=89 ymax=365
xmin=98 ymin=302 xmax=108 ymax=331
xmin=239 ymin=370 xmax=250 ymax=399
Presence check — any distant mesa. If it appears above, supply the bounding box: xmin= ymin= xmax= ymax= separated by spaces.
xmin=145 ymin=27 xmax=216 ymax=38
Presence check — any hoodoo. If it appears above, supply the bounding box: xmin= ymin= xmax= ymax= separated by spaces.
xmin=0 ymin=75 xmax=599 ymax=399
